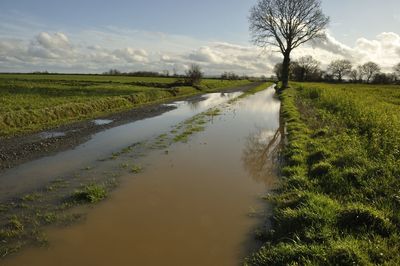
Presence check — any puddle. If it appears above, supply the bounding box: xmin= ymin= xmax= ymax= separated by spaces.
xmin=3 ymin=86 xmax=281 ymax=266
xmin=38 ymin=132 xmax=66 ymax=139
xmin=92 ymin=119 xmax=113 ymax=126
xmin=0 ymin=92 xmax=241 ymax=201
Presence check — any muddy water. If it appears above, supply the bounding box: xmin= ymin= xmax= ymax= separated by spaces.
xmin=4 ymin=87 xmax=281 ymax=266
xmin=0 ymin=92 xmax=241 ymax=201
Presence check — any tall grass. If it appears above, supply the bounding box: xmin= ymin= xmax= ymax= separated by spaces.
xmin=247 ymin=83 xmax=400 ymax=265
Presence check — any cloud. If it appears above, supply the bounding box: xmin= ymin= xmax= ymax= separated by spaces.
xmin=36 ymin=32 xmax=70 ymax=50
xmin=310 ymin=32 xmax=355 ymax=59
xmin=113 ymin=48 xmax=149 ymax=63
xmin=188 ymin=47 xmax=222 ymax=63
xmin=24 ymin=32 xmax=75 ymax=60
xmin=352 ymin=32 xmax=400 ymax=71
xmin=1 ymin=29 xmax=400 ymax=75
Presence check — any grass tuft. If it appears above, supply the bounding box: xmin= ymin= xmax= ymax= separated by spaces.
xmin=71 ymin=184 xmax=107 ymax=203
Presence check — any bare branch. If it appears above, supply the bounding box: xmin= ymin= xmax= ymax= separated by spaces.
xmin=249 ymin=0 xmax=329 ymax=88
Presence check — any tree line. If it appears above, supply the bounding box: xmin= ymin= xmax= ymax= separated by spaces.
xmin=274 ymin=57 xmax=400 ymax=84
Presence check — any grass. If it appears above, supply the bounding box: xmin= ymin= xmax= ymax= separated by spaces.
xmin=246 ymin=82 xmax=400 ymax=265
xmin=130 ymin=165 xmax=143 ymax=174
xmin=71 ymin=184 xmax=108 ymax=203
xmin=0 ymin=74 xmax=252 ymax=137
xmin=172 ymin=116 xmax=208 ymax=143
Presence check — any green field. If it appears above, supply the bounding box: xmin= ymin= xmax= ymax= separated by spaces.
xmin=0 ymin=74 xmax=252 ymax=137
xmin=247 ymin=83 xmax=400 ymax=265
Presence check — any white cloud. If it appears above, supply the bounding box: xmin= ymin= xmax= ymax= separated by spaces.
xmin=36 ymin=32 xmax=70 ymax=50
xmin=113 ymin=48 xmax=149 ymax=63
xmin=188 ymin=47 xmax=222 ymax=64
xmin=1 ymin=29 xmax=400 ymax=75
xmin=309 ymin=32 xmax=356 ymax=59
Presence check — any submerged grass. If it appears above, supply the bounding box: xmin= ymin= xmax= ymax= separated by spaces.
xmin=0 ymin=74 xmax=252 ymax=137
xmin=71 ymin=184 xmax=107 ymax=204
xmin=246 ymin=83 xmax=400 ymax=265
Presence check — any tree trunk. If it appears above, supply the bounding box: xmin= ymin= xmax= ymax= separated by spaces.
xmin=281 ymin=52 xmax=291 ymax=89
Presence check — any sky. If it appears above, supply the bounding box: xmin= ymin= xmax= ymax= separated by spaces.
xmin=0 ymin=0 xmax=399 ymax=76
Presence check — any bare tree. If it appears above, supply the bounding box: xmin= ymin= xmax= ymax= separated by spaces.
xmin=185 ymin=64 xmax=203 ymax=86
xmin=292 ymin=56 xmax=321 ymax=81
xmin=162 ymin=70 xmax=170 ymax=77
xmin=327 ymin=59 xmax=352 ymax=82
xmin=360 ymin=62 xmax=381 ymax=83
xmin=349 ymin=69 xmax=359 ymax=83
xmin=249 ymin=0 xmax=329 ymax=89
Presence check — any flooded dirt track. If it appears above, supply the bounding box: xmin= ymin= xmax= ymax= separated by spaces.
xmin=2 ymin=86 xmax=281 ymax=266
xmin=0 ymin=92 xmax=242 ymax=201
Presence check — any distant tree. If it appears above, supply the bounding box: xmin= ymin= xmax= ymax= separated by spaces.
xmin=172 ymin=67 xmax=178 ymax=77
xmin=273 ymin=63 xmax=283 ymax=81
xmin=291 ymin=56 xmax=321 ymax=82
xmin=103 ymin=69 xmax=121 ymax=75
xmin=249 ymin=0 xmax=329 ymax=89
xmin=127 ymin=71 xmax=161 ymax=77
xmin=162 ymin=70 xmax=170 ymax=77
xmin=185 ymin=64 xmax=203 ymax=86
xmin=359 ymin=62 xmax=381 ymax=83
xmin=388 ymin=73 xmax=398 ymax=84
xmin=349 ymin=66 xmax=364 ymax=83
xmin=394 ymin=63 xmax=400 ymax=80
xmin=322 ymin=72 xmax=335 ymax=83
xmin=372 ymin=73 xmax=393 ymax=84
xmin=327 ymin=59 xmax=352 ymax=82
xmin=221 ymin=71 xmax=240 ymax=80
xmin=221 ymin=72 xmax=228 ymax=80
xmin=349 ymin=69 xmax=359 ymax=83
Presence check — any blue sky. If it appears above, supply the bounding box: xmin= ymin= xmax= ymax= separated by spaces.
xmin=1 ymin=0 xmax=399 ymax=75
xmin=0 ymin=0 xmax=254 ymax=43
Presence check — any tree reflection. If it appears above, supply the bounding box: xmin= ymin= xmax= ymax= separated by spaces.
xmin=242 ymin=126 xmax=283 ymax=186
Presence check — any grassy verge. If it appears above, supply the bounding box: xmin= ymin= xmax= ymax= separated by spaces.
xmin=247 ymin=83 xmax=400 ymax=265
xmin=0 ymin=74 xmax=252 ymax=137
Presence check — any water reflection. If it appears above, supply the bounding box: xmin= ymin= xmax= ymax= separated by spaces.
xmin=188 ymin=92 xmax=242 ymax=111
xmin=242 ymin=126 xmax=283 ymax=186
xmin=0 ymin=91 xmax=242 ymax=201
xmin=92 ymin=119 xmax=113 ymax=126
xmin=38 ymin=131 xmax=66 ymax=139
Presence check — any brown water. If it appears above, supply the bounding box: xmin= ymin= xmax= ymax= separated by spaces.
xmin=0 ymin=92 xmax=242 ymax=201
xmin=3 ymin=86 xmax=281 ymax=266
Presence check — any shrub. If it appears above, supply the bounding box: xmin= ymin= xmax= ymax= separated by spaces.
xmin=185 ymin=64 xmax=203 ymax=87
